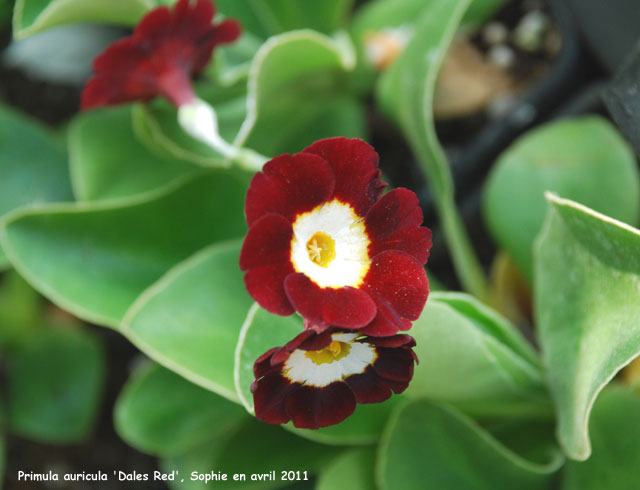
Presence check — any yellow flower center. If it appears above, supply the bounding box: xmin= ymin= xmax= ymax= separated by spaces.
xmin=306 ymin=231 xmax=336 ymax=268
xmin=305 ymin=340 xmax=351 ymax=365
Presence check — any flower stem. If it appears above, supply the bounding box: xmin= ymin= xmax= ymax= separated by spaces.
xmin=177 ymin=98 xmax=268 ymax=172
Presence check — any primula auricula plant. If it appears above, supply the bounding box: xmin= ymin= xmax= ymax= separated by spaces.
xmin=8 ymin=0 xmax=640 ymax=486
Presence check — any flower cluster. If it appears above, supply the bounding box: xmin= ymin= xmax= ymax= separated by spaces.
xmin=82 ymin=0 xmax=240 ymax=110
xmin=241 ymin=137 xmax=432 ymax=428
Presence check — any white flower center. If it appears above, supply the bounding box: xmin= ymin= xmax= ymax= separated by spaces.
xmin=283 ymin=333 xmax=377 ymax=387
xmin=290 ymin=200 xmax=370 ymax=288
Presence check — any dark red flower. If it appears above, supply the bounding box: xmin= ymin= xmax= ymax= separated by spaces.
xmin=251 ymin=328 xmax=418 ymax=429
xmin=82 ymin=0 xmax=240 ymax=110
xmin=239 ymin=137 xmax=431 ymax=336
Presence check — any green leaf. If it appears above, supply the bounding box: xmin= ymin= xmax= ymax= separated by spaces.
xmin=234 ymin=305 xmax=402 ymax=445
xmin=69 ymin=106 xmax=198 ymax=202
xmin=236 ymin=30 xmax=366 ymax=156
xmin=562 ymin=385 xmax=640 ymax=490
xmin=316 ymin=448 xmax=376 ymax=490
xmin=0 ymin=104 xmax=72 ymax=269
xmin=485 ymin=116 xmax=640 ymax=281
xmin=0 ymin=172 xmax=246 ymax=328
xmin=12 ymin=0 xmax=151 ymax=39
xmin=122 ymin=240 xmax=252 ymax=402
xmin=7 ymin=326 xmax=105 ymax=443
xmin=377 ymin=399 xmax=563 ymax=490
xmin=406 ymin=293 xmax=549 ymax=417
xmin=115 ymin=362 xmax=246 ymax=457
xmin=376 ymin=0 xmax=488 ymax=299
xmin=534 ymin=195 xmax=640 ymax=460
xmin=161 ymin=419 xmax=335 ymax=490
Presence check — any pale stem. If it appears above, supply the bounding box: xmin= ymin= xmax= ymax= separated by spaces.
xmin=177 ymin=98 xmax=267 ymax=172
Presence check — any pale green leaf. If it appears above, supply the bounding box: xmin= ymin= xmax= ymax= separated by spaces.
xmin=485 ymin=116 xmax=640 ymax=281
xmin=69 ymin=106 xmax=198 ymax=202
xmin=535 ymin=195 xmax=640 ymax=460
xmin=114 ymin=362 xmax=245 ymax=457
xmin=377 ymin=399 xmax=563 ymax=490
xmin=0 ymin=172 xmax=246 ymax=328
xmin=12 ymin=0 xmax=151 ymax=39
xmin=0 ymin=104 xmax=72 ymax=269
xmin=235 ymin=30 xmax=365 ymax=156
xmin=7 ymin=326 xmax=105 ymax=443
xmin=562 ymin=385 xmax=640 ymax=490
xmin=407 ymin=293 xmax=549 ymax=418
xmin=122 ymin=241 xmax=252 ymax=402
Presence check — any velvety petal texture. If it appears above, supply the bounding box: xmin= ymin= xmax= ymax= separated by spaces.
xmin=240 ymin=137 xmax=432 ymax=336
xmin=251 ymin=329 xmax=417 ymax=429
xmin=82 ymin=0 xmax=241 ymax=109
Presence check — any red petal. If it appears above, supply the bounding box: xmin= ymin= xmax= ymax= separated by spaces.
xmin=344 ymin=367 xmax=392 ymax=404
xmin=360 ymin=251 xmax=429 ymax=337
xmin=284 ymin=273 xmax=377 ymax=329
xmin=240 ymin=214 xmax=295 ymax=316
xmin=365 ymin=188 xmax=432 ymax=264
xmin=372 ymin=348 xmax=416 ymax=383
xmin=303 ymin=138 xmax=384 ymax=216
xmin=285 ymin=383 xmax=356 ymax=429
xmin=362 ymin=334 xmax=416 ymax=349
xmin=245 ymin=153 xmax=335 ymax=227
xmin=252 ymin=373 xmax=297 ymax=425
xmin=254 ymin=347 xmax=279 ymax=378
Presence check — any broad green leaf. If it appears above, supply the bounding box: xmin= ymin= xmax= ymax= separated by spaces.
xmin=0 ymin=172 xmax=246 ymax=328
xmin=69 ymin=106 xmax=198 ymax=202
xmin=433 ymin=291 xmax=540 ymax=367
xmin=485 ymin=116 xmax=640 ymax=281
xmin=234 ymin=305 xmax=402 ymax=445
xmin=115 ymin=362 xmax=245 ymax=457
xmin=161 ymin=419 xmax=334 ymax=490
xmin=378 ymin=399 xmax=563 ymax=490
xmin=562 ymin=385 xmax=640 ymax=490
xmin=235 ymin=30 xmax=366 ymax=156
xmin=7 ymin=326 xmax=105 ymax=443
xmin=122 ymin=241 xmax=252 ymax=402
xmin=376 ymin=0 xmax=488 ymax=299
xmin=316 ymin=448 xmax=376 ymax=490
xmin=0 ymin=104 xmax=72 ymax=269
xmin=12 ymin=0 xmax=151 ymax=39
xmin=407 ymin=293 xmax=549 ymax=417
xmin=133 ymin=82 xmax=247 ymax=167
xmin=535 ymin=195 xmax=640 ymax=460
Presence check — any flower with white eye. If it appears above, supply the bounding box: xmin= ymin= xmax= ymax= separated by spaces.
xmin=239 ymin=137 xmax=431 ymax=336
xmin=251 ymin=328 xmax=418 ymax=429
